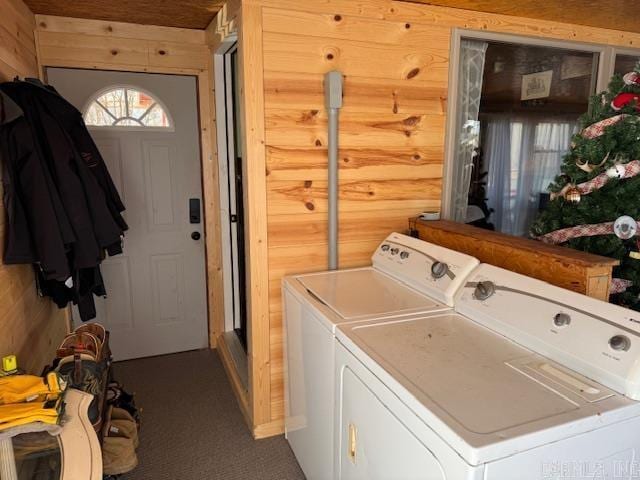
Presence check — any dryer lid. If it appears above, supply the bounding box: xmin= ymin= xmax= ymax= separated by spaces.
xmin=347 ymin=314 xmax=586 ymax=435
xmin=297 ymin=268 xmax=442 ymax=321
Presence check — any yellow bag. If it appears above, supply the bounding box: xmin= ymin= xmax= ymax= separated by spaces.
xmin=0 ymin=373 xmax=64 ymax=405
xmin=0 ymin=396 xmax=64 ymax=431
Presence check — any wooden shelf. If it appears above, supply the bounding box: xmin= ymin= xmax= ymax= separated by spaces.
xmin=413 ymin=219 xmax=619 ymax=301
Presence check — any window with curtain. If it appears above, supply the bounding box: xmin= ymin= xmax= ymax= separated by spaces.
xmin=449 ymin=38 xmax=598 ymax=236
xmin=485 ymin=117 xmax=577 ymax=236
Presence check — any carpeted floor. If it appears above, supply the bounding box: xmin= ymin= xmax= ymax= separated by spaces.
xmin=114 ymin=349 xmax=305 ymax=480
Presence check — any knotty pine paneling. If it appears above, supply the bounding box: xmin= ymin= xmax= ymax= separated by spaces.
xmin=264 ymin=71 xmax=447 ymax=115
xmin=262 ymin=7 xmax=454 ymax=46
xmin=261 ymin=3 xmax=450 ymax=425
xmin=263 ymin=31 xmax=450 ymax=83
xmin=254 ymin=0 xmax=640 ymax=430
xmin=266 ymin=146 xmax=444 ymax=181
xmin=267 ymin=179 xmax=442 ymax=215
xmin=38 ymin=30 xmax=148 ymax=67
xmin=265 ymin=109 xmax=446 ymax=148
xmin=256 ymin=0 xmax=640 ymax=47
xmin=0 ymin=0 xmax=67 ymax=375
xmin=35 ymin=15 xmax=206 ymax=44
xmin=239 ymin=0 xmax=272 ymax=429
xmin=36 ymin=27 xmax=210 ymax=73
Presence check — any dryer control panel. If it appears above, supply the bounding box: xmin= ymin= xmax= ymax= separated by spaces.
xmin=372 ymin=233 xmax=479 ymax=306
xmin=456 ymin=263 xmax=640 ymax=400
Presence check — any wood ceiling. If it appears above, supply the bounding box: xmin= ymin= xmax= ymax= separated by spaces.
xmin=23 ymin=0 xmax=224 ymax=29
xmin=409 ymin=0 xmax=640 ymax=34
xmin=22 ymin=0 xmax=640 ymax=33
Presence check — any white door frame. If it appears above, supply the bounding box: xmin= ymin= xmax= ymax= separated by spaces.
xmin=441 ymin=29 xmax=610 ymax=220
xmin=214 ymin=33 xmax=249 ymax=386
xmin=214 ymin=33 xmax=239 ymax=335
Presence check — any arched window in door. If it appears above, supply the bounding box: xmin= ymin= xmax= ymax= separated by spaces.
xmin=83 ymin=85 xmax=172 ymax=129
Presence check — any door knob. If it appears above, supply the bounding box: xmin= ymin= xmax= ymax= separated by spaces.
xmin=191 ymin=232 xmax=201 ymax=240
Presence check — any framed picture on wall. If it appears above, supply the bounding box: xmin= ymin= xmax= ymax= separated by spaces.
xmin=521 ymin=70 xmax=553 ymax=100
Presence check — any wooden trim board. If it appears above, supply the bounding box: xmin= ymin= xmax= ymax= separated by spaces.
xmin=414 ymin=219 xmax=619 ymax=300
xmin=238 ymin=0 xmax=272 ymax=432
xmin=217 ymin=332 xmax=251 ymax=428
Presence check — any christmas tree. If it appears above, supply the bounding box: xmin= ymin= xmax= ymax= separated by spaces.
xmin=531 ymin=63 xmax=640 ymax=310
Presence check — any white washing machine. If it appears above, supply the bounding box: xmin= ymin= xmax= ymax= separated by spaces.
xmin=335 ymin=263 xmax=640 ymax=479
xmin=282 ymin=233 xmax=480 ymax=480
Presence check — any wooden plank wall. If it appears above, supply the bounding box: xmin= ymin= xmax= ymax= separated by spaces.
xmin=34 ymin=15 xmax=226 ymax=352
xmin=0 ymin=0 xmax=68 ymax=374
xmin=238 ymin=0 xmax=640 ymax=436
xmin=35 ymin=16 xmax=209 ymax=73
xmin=261 ymin=3 xmax=445 ymax=432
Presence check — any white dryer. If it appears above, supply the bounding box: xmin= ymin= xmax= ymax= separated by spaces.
xmin=282 ymin=233 xmax=480 ymax=480
xmin=335 ymin=263 xmax=640 ymax=479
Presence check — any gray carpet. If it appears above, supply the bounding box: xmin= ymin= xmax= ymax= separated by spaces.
xmin=114 ymin=349 xmax=305 ymax=480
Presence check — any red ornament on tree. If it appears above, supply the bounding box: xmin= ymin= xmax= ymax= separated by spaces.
xmin=612 ymin=92 xmax=640 ymax=111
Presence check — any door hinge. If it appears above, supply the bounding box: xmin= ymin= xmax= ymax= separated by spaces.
xmin=230 ymin=214 xmax=238 ymax=223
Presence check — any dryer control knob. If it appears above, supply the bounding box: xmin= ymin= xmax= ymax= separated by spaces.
xmin=553 ymin=313 xmax=571 ymax=327
xmin=400 ymin=251 xmax=409 ymax=259
xmin=474 ymin=281 xmax=495 ymax=301
xmin=381 ymin=244 xmax=390 ymax=252
xmin=609 ymin=335 xmax=631 ymax=352
xmin=431 ymin=261 xmax=449 ymax=279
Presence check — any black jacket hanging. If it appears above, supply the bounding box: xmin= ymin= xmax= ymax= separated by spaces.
xmin=2 ymin=82 xmax=126 ymax=256
xmin=0 ymin=80 xmax=127 ymax=321
xmin=0 ymin=90 xmax=72 ymax=280
xmin=28 ymin=80 xmax=129 ymax=233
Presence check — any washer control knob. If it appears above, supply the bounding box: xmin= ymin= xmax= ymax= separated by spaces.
xmin=400 ymin=251 xmax=409 ymax=259
xmin=381 ymin=244 xmax=390 ymax=252
xmin=609 ymin=335 xmax=631 ymax=352
xmin=474 ymin=281 xmax=495 ymax=301
xmin=553 ymin=313 xmax=571 ymax=327
xmin=430 ymin=261 xmax=448 ymax=279
xmin=390 ymin=247 xmax=399 ymax=255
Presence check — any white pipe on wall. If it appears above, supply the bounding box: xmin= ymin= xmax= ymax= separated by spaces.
xmin=324 ymin=71 xmax=343 ymax=271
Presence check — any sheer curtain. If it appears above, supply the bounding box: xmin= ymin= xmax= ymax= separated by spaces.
xmin=485 ymin=116 xmax=577 ymax=236
xmin=450 ymin=39 xmax=488 ymax=222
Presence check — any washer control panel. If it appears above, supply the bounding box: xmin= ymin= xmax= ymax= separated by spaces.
xmin=456 ymin=263 xmax=640 ymax=400
xmin=372 ymin=233 xmax=479 ymax=306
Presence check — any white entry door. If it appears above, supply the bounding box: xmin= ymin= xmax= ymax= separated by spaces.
xmin=47 ymin=68 xmax=209 ymax=360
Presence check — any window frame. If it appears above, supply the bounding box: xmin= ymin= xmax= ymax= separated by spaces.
xmin=607 ymin=46 xmax=640 ymax=80
xmin=82 ymin=84 xmax=175 ymax=132
xmin=441 ymin=29 xmax=609 ymax=220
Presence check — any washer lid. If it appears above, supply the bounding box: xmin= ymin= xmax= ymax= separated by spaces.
xmin=297 ymin=268 xmax=442 ymax=321
xmin=338 ymin=313 xmax=637 ymax=464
